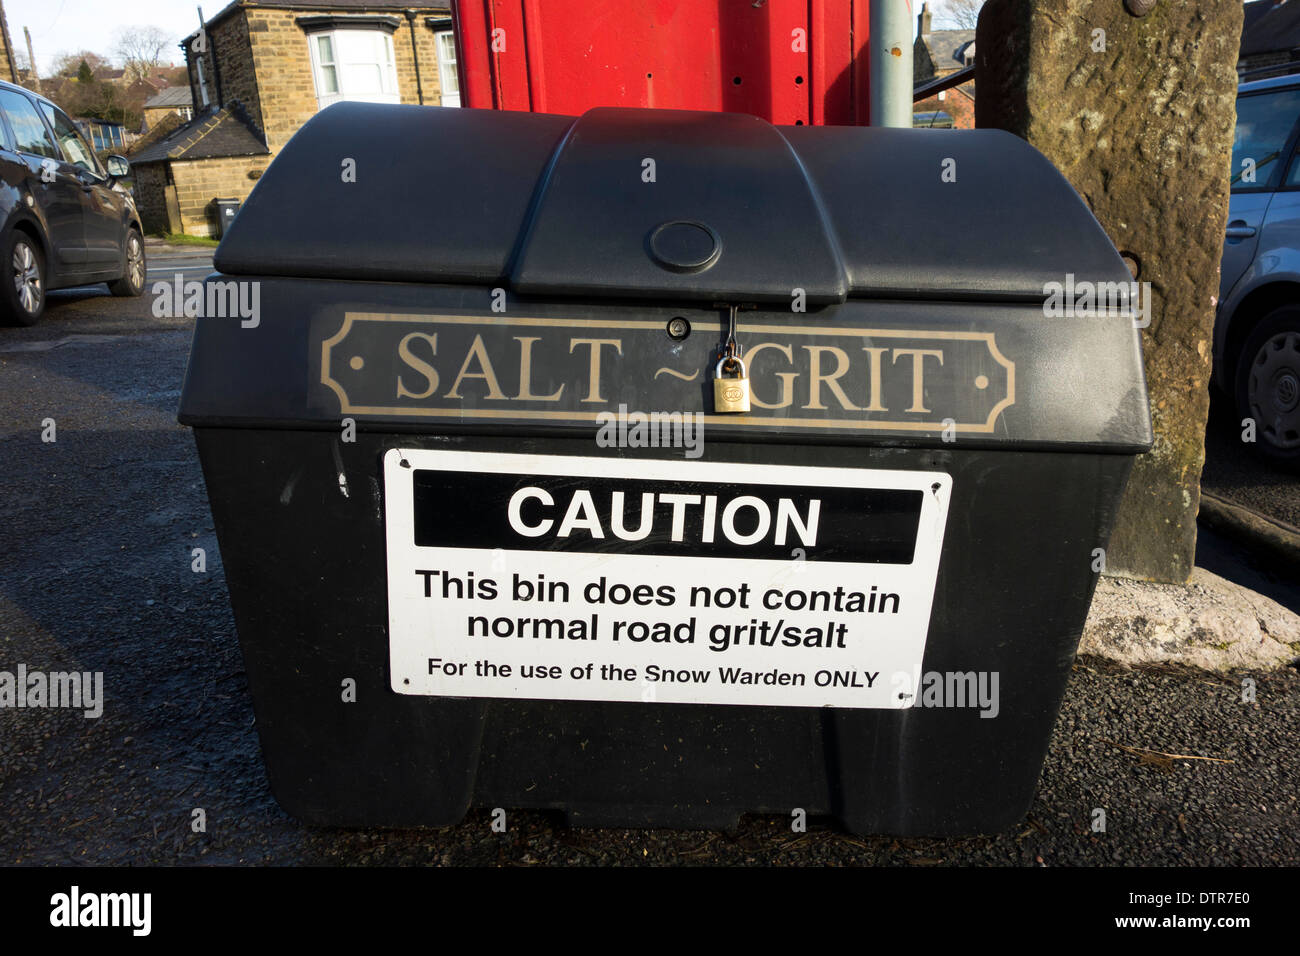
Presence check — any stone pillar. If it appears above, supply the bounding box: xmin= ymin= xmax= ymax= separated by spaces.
xmin=976 ymin=0 xmax=1243 ymax=583
xmin=0 ymin=4 xmax=20 ymax=85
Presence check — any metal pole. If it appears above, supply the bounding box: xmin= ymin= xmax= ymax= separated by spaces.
xmin=868 ymin=0 xmax=913 ymax=127
xmin=405 ymin=10 xmax=425 ymax=105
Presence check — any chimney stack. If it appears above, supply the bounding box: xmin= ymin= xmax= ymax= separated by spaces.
xmin=919 ymin=2 xmax=932 ymax=37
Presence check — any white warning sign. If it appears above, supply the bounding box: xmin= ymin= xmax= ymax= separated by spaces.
xmin=383 ymin=449 xmax=950 ymax=708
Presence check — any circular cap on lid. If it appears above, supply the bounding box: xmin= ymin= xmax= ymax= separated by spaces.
xmin=646 ymin=221 xmax=721 ymax=273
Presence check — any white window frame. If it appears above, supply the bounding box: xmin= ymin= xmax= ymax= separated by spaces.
xmin=307 ymin=29 xmax=400 ymax=110
xmin=434 ymin=30 xmax=460 ymax=107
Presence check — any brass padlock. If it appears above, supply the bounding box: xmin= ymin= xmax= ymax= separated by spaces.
xmin=713 ymin=355 xmax=750 ymax=413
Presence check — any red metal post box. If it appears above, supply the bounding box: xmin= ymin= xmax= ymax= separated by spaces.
xmin=452 ymin=0 xmax=873 ymax=125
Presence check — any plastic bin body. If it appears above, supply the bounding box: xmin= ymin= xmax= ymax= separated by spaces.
xmin=179 ymin=104 xmax=1152 ymax=835
xmin=212 ymin=198 xmax=240 ymax=238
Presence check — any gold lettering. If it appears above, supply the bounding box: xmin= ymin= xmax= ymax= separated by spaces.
xmin=396 ymin=332 xmax=438 ymax=399
xmin=746 ymin=342 xmax=797 ymax=409
xmin=861 ymin=346 xmax=888 ymax=412
xmin=891 ymin=348 xmax=945 ymax=413
xmin=569 ymin=338 xmax=622 ymax=403
xmin=514 ymin=336 xmax=564 ymax=402
xmin=802 ymin=345 xmax=860 ymax=411
xmin=446 ymin=334 xmax=508 ymax=400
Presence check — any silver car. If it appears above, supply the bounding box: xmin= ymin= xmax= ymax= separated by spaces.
xmin=1217 ymin=73 xmax=1300 ymax=463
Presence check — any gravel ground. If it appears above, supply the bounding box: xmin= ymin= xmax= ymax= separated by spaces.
xmin=0 ymin=305 xmax=1296 ymax=866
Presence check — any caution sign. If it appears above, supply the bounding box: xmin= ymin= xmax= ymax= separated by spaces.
xmin=384 ymin=450 xmax=950 ymax=708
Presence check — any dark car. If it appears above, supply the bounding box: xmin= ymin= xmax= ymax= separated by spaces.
xmin=0 ymin=79 xmax=145 ymax=326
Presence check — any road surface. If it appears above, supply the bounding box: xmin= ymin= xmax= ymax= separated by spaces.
xmin=1 ymin=270 xmax=1295 ymax=865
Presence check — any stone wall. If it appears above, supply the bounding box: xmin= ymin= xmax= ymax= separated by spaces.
xmin=186 ymin=10 xmax=261 ymax=128
xmin=142 ymin=106 xmax=174 ymax=132
xmin=976 ymin=0 xmax=1244 ymax=583
xmin=168 ymin=155 xmax=272 ymax=236
xmin=0 ymin=6 xmax=18 ymax=85
xmin=129 ymin=113 xmax=183 ymax=160
xmin=132 ymin=164 xmax=172 ymax=235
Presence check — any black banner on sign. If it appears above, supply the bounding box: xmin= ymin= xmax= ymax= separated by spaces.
xmin=411 ymin=470 xmax=923 ymax=563
xmin=318 ymin=312 xmax=1016 ymax=437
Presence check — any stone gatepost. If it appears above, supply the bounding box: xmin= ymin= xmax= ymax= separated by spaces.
xmin=976 ymin=0 xmax=1244 ymax=583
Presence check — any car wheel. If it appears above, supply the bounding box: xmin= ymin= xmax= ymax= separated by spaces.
xmin=109 ymin=228 xmax=146 ymax=297
xmin=0 ymin=232 xmax=46 ymax=326
xmin=1234 ymin=305 xmax=1300 ymax=464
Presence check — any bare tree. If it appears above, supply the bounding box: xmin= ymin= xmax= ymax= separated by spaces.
xmin=52 ymin=50 xmax=107 ymax=77
xmin=935 ymin=0 xmax=985 ymax=30
xmin=114 ymin=26 xmax=174 ymax=81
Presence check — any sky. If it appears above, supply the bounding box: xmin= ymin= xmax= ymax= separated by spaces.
xmin=5 ymin=0 xmax=1244 ymax=79
xmin=6 ymin=0 xmax=953 ymax=77
xmin=5 ymin=0 xmax=202 ymax=75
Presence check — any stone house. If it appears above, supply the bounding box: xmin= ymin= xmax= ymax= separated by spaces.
xmin=141 ymin=86 xmax=194 ymax=131
xmin=911 ymin=3 xmax=976 ymax=129
xmin=1239 ymin=0 xmax=1300 ymax=77
xmin=131 ymin=0 xmax=454 ymax=236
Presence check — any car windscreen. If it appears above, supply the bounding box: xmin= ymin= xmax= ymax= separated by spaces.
xmin=1232 ymin=87 xmax=1300 ymax=191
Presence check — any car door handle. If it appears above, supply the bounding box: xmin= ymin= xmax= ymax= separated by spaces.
xmin=1225 ymin=221 xmax=1257 ymax=239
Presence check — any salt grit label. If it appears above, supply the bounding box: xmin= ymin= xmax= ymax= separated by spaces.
xmin=322 ymin=313 xmax=1015 ymax=437
xmin=383 ymin=450 xmax=950 ymax=708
